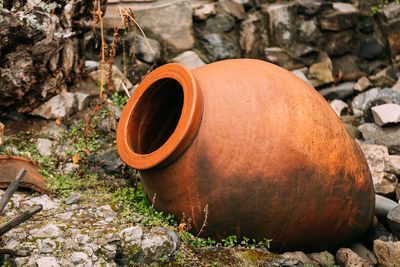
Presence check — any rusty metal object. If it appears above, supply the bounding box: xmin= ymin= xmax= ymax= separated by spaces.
xmin=0 ymin=156 xmax=50 ymax=194
xmin=117 ymin=59 xmax=375 ymax=252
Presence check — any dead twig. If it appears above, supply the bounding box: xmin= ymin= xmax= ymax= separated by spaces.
xmin=0 ymin=205 xmax=42 ymax=236
xmin=0 ymin=168 xmax=26 ymax=215
xmin=196 ymin=204 xmax=208 ymax=237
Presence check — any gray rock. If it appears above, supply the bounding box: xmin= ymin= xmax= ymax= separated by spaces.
xmin=39 ymin=238 xmax=57 ymax=254
xmin=330 ymin=99 xmax=348 ymax=117
xmin=30 ymin=224 xmax=63 ymax=239
xmin=364 ymin=88 xmax=400 ymax=122
xmin=376 ymin=2 xmax=400 ymax=59
xmin=134 ymin=35 xmax=161 ymax=64
xmin=205 ymin=13 xmax=235 ymax=33
xmin=100 ymin=244 xmax=117 ymax=260
xmin=297 ymin=0 xmax=332 ymax=16
xmin=355 ymin=39 xmax=385 ymax=61
xmin=70 ymin=252 xmax=89 ymax=265
xmin=36 ymin=256 xmax=59 ymax=267
xmin=119 ymin=226 xmax=143 ymax=243
xmin=218 ymin=0 xmax=245 ymax=21
xmin=99 ymin=150 xmax=124 ymax=174
xmin=350 ymin=243 xmax=377 ymax=265
xmin=136 ymin=234 xmax=174 ymax=264
xmin=192 ymin=2 xmax=217 ymax=20
xmin=335 ymin=248 xmax=373 ymax=267
xmin=24 ymin=195 xmax=59 ymax=210
xmin=370 ymin=66 xmax=397 ymax=88
xmin=308 ymin=251 xmax=335 ymax=266
xmin=358 ymin=123 xmax=400 ymax=154
xmin=37 ymin=138 xmax=53 ymax=157
xmin=291 ymin=69 xmax=312 ymax=86
xmin=297 ymin=18 xmax=319 ymax=42
xmin=376 ymin=194 xmax=398 ymax=217
xmin=373 ymin=239 xmax=400 ymax=267
xmin=262 ymin=2 xmax=297 ymax=46
xmin=89 ymin=65 xmax=133 ymax=93
xmin=389 ymin=155 xmax=400 ymax=176
xmin=354 ymin=76 xmax=372 ymax=92
xmin=359 ymin=144 xmax=390 ymax=173
xmin=387 ymin=204 xmax=400 ymax=239
xmin=308 ymin=53 xmax=334 ymax=88
xmin=201 ymin=33 xmax=240 ymax=61
xmin=319 ymin=82 xmax=355 ymax=100
xmin=74 ymin=92 xmax=91 ymax=111
xmin=351 ymin=88 xmax=379 ymax=116
xmin=239 ymin=11 xmax=269 ymax=58
xmin=171 ymin=51 xmax=205 ymax=70
xmin=370 ymin=222 xmax=399 ymax=242
xmin=316 ymin=30 xmax=357 ymax=57
xmin=372 ymin=104 xmax=400 ymax=126
xmin=372 ymin=172 xmax=398 ymax=197
xmin=264 ymin=47 xmax=304 ymax=70
xmin=65 ymin=192 xmax=81 ymax=205
xmin=281 ymin=251 xmax=316 ymax=265
xmin=31 ymin=90 xmax=76 ymax=120
xmin=319 ymin=2 xmax=358 ymax=31
xmin=63 ymin=163 xmax=79 ymax=174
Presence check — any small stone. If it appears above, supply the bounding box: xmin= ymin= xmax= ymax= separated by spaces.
xmin=134 ymin=35 xmax=161 ymax=64
xmin=71 ymin=252 xmax=89 ymax=264
xmin=239 ymin=11 xmax=269 ymax=58
xmin=308 ymin=251 xmax=335 ymax=266
xmin=264 ymin=47 xmax=304 ymax=70
xmin=355 ymin=39 xmax=385 ymax=61
xmin=372 ymin=172 xmax=398 ymax=197
xmin=308 ymin=53 xmax=334 ymax=87
xmin=359 ymin=144 xmax=390 ymax=173
xmin=358 ymin=123 xmax=400 ymax=154
xmin=343 ymin=123 xmax=362 ymax=139
xmin=201 ymin=33 xmax=240 ymax=61
xmin=64 ymin=163 xmax=79 ymax=174
xmin=119 ymin=226 xmax=143 ymax=243
xmin=291 ymin=69 xmax=312 ymax=86
xmin=297 ymin=18 xmax=319 ymax=42
xmin=373 ymin=239 xmax=400 ymax=266
xmin=370 ymin=66 xmax=397 ymax=88
xmin=31 ymin=90 xmax=76 ymax=120
xmin=100 ymin=244 xmax=117 ymax=260
xmin=25 ymin=194 xmax=59 ymax=210
xmin=371 ymin=104 xmax=400 ymax=126
xmin=89 ymin=65 xmax=133 ymax=93
xmin=36 ymin=138 xmax=53 ymax=157
xmin=330 ymin=99 xmax=348 ymax=117
xmin=354 ymin=76 xmax=372 ymax=92
xmin=281 ymin=251 xmax=316 ymax=265
xmin=171 ymin=51 xmax=205 ymax=70
xmin=30 ymin=224 xmax=63 ymax=239
xmin=387 ymin=204 xmax=400 ymax=239
xmin=74 ymin=92 xmax=91 ymax=111
xmin=36 ymin=256 xmax=59 ymax=267
xmin=39 ymin=238 xmax=57 ymax=254
xmin=205 ymin=13 xmax=235 ymax=33
xmin=65 ymin=192 xmax=81 ymax=205
xmin=376 ymin=194 xmax=398 ymax=217
xmin=218 ymin=0 xmax=245 ymax=21
xmin=335 ymin=248 xmax=373 ymax=267
xmin=137 ymin=234 xmax=174 ymax=264
xmin=350 ymin=243 xmax=377 ymax=265
xmin=319 ymin=82 xmax=355 ymax=100
xmin=351 ymin=88 xmax=379 ymax=116
xmin=297 ymin=0 xmax=332 ymax=16
xmin=389 ymin=155 xmax=400 ymax=176
xmin=192 ymin=2 xmax=217 ymax=20
xmin=319 ymin=2 xmax=358 ymax=31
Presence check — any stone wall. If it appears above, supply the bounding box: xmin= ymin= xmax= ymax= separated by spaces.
xmin=88 ymin=0 xmax=400 ymax=90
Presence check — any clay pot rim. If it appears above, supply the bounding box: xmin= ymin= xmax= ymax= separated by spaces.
xmin=117 ymin=63 xmax=203 ymax=170
xmin=0 ymin=155 xmax=40 ymax=168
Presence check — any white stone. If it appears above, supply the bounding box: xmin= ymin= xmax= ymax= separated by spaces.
xmin=192 ymin=2 xmax=216 ymax=20
xmin=354 ymin=76 xmax=372 ymax=92
xmin=119 ymin=226 xmax=143 ymax=243
xmin=371 ymin=103 xmax=400 ymax=126
xmin=24 ymin=194 xmax=59 ymax=210
xmin=171 ymin=51 xmax=205 ymax=70
xmin=71 ymin=252 xmax=89 ymax=264
xmin=31 ymin=90 xmax=76 ymax=119
xmin=291 ymin=69 xmax=312 ymax=86
xmin=30 ymin=224 xmax=63 ymax=239
xmin=372 ymin=172 xmax=398 ymax=196
xmin=359 ymin=144 xmax=390 ymax=173
xmin=330 ymin=99 xmax=348 ymax=117
xmin=389 ymin=155 xmax=400 ymax=176
xmin=332 ymin=2 xmax=358 ymax=13
xmin=36 ymin=138 xmax=53 ymax=157
xmin=64 ymin=163 xmax=79 ymax=174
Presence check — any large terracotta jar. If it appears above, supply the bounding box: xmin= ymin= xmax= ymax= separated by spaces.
xmin=117 ymin=59 xmax=375 ymax=252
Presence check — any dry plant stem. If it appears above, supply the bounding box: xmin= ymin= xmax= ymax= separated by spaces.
xmin=0 ymin=205 xmax=42 ymax=236
xmin=196 ymin=204 xmax=208 ymax=237
xmin=0 ymin=168 xmax=26 ymax=215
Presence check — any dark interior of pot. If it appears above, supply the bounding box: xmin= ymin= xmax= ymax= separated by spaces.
xmin=128 ymin=78 xmax=184 ymax=154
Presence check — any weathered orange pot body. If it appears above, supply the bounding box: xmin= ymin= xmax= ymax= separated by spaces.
xmin=117 ymin=59 xmax=374 ymax=252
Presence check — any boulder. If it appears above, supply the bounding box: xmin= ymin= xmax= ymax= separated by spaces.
xmin=373 ymin=240 xmax=400 ymax=267
xmin=371 ymin=104 xmax=400 ymax=126
xmin=358 ymin=123 xmax=400 ymax=154
xmin=318 ymin=2 xmax=359 ymax=31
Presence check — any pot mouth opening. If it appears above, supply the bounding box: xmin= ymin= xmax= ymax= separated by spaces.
xmin=117 ymin=63 xmax=203 ymax=170
xmin=128 ymin=78 xmax=184 ymax=154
